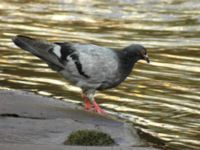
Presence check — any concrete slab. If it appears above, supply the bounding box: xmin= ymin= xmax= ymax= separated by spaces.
xmin=0 ymin=144 xmax=160 ymax=150
xmin=0 ymin=143 xmax=85 ymax=150
xmin=0 ymin=90 xmax=161 ymax=150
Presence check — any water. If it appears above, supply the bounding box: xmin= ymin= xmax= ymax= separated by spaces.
xmin=0 ymin=0 xmax=200 ymax=149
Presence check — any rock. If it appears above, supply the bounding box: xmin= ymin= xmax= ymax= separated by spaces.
xmin=0 ymin=90 xmax=141 ymax=146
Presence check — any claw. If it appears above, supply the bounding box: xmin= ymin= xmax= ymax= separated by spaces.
xmin=92 ymin=100 xmax=106 ymax=114
xmin=82 ymin=94 xmax=106 ymax=114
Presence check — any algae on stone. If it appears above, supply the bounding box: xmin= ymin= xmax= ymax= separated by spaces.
xmin=65 ymin=129 xmax=115 ymax=146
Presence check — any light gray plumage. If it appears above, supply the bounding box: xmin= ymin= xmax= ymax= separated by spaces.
xmin=61 ymin=44 xmax=120 ymax=89
xmin=12 ymin=35 xmax=150 ymax=114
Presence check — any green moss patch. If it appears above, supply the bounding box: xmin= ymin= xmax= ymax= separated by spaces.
xmin=64 ymin=129 xmax=115 ymax=146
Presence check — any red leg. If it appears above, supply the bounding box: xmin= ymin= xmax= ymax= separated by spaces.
xmin=82 ymin=95 xmax=92 ymax=110
xmin=92 ymin=100 xmax=106 ymax=114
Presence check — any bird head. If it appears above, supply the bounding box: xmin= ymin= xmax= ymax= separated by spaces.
xmin=123 ymin=44 xmax=150 ymax=63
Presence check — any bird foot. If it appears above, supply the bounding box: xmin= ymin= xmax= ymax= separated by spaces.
xmin=84 ymin=104 xmax=93 ymax=111
xmin=93 ymin=101 xmax=106 ymax=115
xmin=82 ymin=94 xmax=106 ymax=114
xmin=82 ymin=95 xmax=92 ymax=110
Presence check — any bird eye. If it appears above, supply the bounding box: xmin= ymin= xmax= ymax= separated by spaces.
xmin=144 ymin=48 xmax=147 ymax=55
xmin=142 ymin=49 xmax=147 ymax=56
xmin=140 ymin=50 xmax=145 ymax=56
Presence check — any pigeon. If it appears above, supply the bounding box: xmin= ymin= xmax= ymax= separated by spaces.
xmin=12 ymin=35 xmax=150 ymax=114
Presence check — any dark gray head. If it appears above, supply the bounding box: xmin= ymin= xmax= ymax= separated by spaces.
xmin=123 ymin=44 xmax=150 ymax=63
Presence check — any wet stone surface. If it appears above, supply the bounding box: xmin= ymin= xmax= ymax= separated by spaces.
xmin=0 ymin=90 xmax=147 ymax=148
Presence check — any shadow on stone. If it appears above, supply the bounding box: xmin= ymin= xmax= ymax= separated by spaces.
xmin=137 ymin=129 xmax=166 ymax=149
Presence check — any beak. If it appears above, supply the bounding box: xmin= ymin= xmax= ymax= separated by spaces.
xmin=143 ymin=54 xmax=150 ymax=63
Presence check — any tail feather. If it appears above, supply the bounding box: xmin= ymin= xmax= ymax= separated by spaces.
xmin=12 ymin=35 xmax=64 ymax=71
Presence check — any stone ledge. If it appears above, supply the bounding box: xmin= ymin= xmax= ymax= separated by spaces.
xmin=0 ymin=90 xmax=161 ymax=150
xmin=0 ymin=143 xmax=159 ymax=150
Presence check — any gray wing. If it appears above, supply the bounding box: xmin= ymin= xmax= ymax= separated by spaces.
xmin=60 ymin=43 xmax=121 ymax=89
xmin=12 ymin=35 xmax=65 ymax=71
